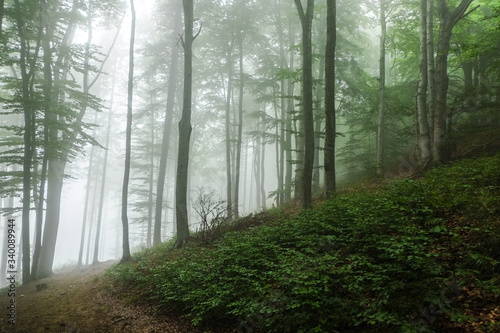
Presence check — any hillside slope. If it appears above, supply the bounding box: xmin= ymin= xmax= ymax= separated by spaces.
xmin=105 ymin=152 xmax=500 ymax=333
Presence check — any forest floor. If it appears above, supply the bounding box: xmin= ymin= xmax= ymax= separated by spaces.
xmin=0 ymin=260 xmax=210 ymax=333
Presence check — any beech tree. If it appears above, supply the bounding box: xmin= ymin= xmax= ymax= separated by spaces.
xmin=376 ymin=0 xmax=387 ymax=174
xmin=294 ymin=0 xmax=315 ymax=209
xmin=120 ymin=0 xmax=136 ymax=263
xmin=324 ymin=0 xmax=336 ymax=197
xmin=154 ymin=4 xmax=182 ymax=246
xmin=433 ymin=0 xmax=475 ymax=163
xmin=416 ymin=0 xmax=432 ymax=165
xmin=175 ymin=0 xmax=196 ymax=248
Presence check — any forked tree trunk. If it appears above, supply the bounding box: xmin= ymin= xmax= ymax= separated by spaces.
xmin=433 ymin=0 xmax=474 ymax=163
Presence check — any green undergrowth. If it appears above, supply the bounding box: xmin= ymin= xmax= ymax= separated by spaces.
xmin=105 ymin=153 xmax=500 ymax=333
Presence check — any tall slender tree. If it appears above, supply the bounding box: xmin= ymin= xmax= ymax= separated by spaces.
xmin=234 ymin=32 xmax=245 ymax=218
xmin=427 ymin=0 xmax=436 ymax=147
xmin=175 ymin=0 xmax=196 ymax=248
xmin=376 ymin=0 xmax=386 ymax=175
xmin=417 ymin=0 xmax=432 ymax=165
xmin=120 ymin=0 xmax=136 ymax=263
xmin=294 ymin=0 xmax=315 ymax=209
xmin=324 ymin=0 xmax=336 ymax=197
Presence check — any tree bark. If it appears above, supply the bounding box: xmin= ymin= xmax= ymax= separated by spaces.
xmin=417 ymin=0 xmax=432 ymax=165
xmin=294 ymin=0 xmax=315 ymax=209
xmin=433 ymin=0 xmax=474 ymax=163
xmin=427 ymin=0 xmax=436 ymax=147
xmin=120 ymin=0 xmax=136 ymax=263
xmin=175 ymin=0 xmax=195 ymax=248
xmin=225 ymin=41 xmax=234 ymax=220
xmin=234 ymin=34 xmax=244 ymax=217
xmin=92 ymin=103 xmax=112 ymax=263
xmin=376 ymin=0 xmax=386 ymax=175
xmin=324 ymin=0 xmax=336 ymax=197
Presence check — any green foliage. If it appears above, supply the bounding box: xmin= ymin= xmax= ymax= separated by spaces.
xmin=107 ymin=154 xmax=500 ymax=332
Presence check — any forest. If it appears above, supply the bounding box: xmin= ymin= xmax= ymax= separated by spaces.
xmin=0 ymin=0 xmax=499 ymax=331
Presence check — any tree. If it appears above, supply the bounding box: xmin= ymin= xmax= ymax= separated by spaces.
xmin=416 ymin=0 xmax=432 ymax=165
xmin=120 ymin=0 xmax=135 ymax=263
xmin=427 ymin=0 xmax=436 ymax=146
xmin=376 ymin=0 xmax=387 ymax=174
xmin=13 ymin=0 xmax=43 ymax=283
xmin=154 ymin=5 xmax=181 ymax=246
xmin=294 ymin=0 xmax=315 ymax=209
xmin=175 ymin=0 xmax=196 ymax=248
xmin=324 ymin=0 xmax=336 ymax=197
xmin=37 ymin=0 xmax=122 ymax=278
xmin=234 ymin=31 xmax=245 ymax=218
xmin=433 ymin=0 xmax=474 ymax=163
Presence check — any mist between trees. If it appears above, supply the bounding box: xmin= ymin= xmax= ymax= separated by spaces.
xmin=0 ymin=0 xmax=499 ymax=284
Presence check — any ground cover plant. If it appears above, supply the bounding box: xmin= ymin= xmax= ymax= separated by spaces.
xmin=106 ymin=153 xmax=500 ymax=332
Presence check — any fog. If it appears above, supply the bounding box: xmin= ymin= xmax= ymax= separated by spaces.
xmin=1 ymin=0 xmax=493 ymax=285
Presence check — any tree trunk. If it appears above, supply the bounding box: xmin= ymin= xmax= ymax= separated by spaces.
xmin=14 ymin=0 xmax=42 ymax=283
xmin=78 ymin=141 xmax=95 ymax=266
xmin=294 ymin=0 xmax=315 ymax=209
xmin=175 ymin=0 xmax=195 ymax=248
xmin=32 ymin=6 xmax=54 ymax=279
xmin=154 ymin=8 xmax=181 ymax=246
xmin=427 ymin=0 xmax=436 ymax=147
xmin=120 ymin=0 xmax=136 ymax=263
xmin=92 ymin=104 xmax=112 ymax=263
xmin=234 ymin=34 xmax=244 ymax=217
xmin=285 ymin=24 xmax=295 ymax=203
xmin=324 ymin=0 xmax=336 ymax=197
xmin=312 ymin=45 xmax=325 ymax=194
xmin=433 ymin=0 xmax=474 ymax=163
xmin=253 ymin=137 xmax=261 ymax=209
xmin=147 ymin=106 xmax=155 ymax=248
xmin=37 ymin=0 xmax=84 ymax=278
xmin=225 ymin=43 xmax=234 ymax=219
xmin=376 ymin=0 xmax=386 ymax=175
xmin=417 ymin=0 xmax=432 ymax=165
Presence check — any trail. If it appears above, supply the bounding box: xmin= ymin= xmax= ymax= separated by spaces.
xmin=0 ymin=260 xmax=203 ymax=333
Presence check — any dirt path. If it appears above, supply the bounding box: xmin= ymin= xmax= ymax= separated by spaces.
xmin=0 ymin=261 xmax=205 ymax=333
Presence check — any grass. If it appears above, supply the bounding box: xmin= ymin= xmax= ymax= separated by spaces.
xmin=105 ymin=153 xmax=500 ymax=333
